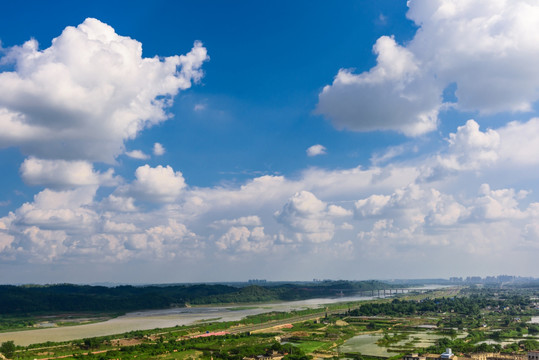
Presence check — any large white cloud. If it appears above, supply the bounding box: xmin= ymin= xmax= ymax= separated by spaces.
xmin=0 ymin=183 xmax=200 ymax=263
xmin=20 ymin=157 xmax=118 ymax=188
xmin=0 ymin=18 xmax=208 ymax=163
xmin=216 ymin=226 xmax=273 ymax=254
xmin=275 ymin=191 xmax=351 ymax=243
xmin=497 ymin=118 xmax=539 ymax=165
xmin=408 ymin=0 xmax=539 ymax=113
xmin=436 ymin=120 xmax=500 ymax=171
xmin=317 ymin=36 xmax=440 ymax=136
xmin=433 ymin=118 xmax=539 ymax=174
xmin=1 ymin=143 xmax=539 ymax=272
xmin=125 ymin=165 xmax=186 ymax=203
xmin=317 ymin=0 xmax=539 ymax=136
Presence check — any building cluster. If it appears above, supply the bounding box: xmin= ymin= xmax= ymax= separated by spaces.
xmin=243 ymin=350 xmax=285 ymax=360
xmin=404 ymin=349 xmax=539 ymax=360
xmin=248 ymin=279 xmax=267 ymax=284
xmin=448 ymin=276 xmax=535 ymax=284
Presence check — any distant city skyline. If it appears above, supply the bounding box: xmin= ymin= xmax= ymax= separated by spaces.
xmin=0 ymin=0 xmax=538 ymax=284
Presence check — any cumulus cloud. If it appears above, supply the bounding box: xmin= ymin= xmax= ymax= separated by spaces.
xmin=100 ymin=194 xmax=137 ymax=212
xmin=153 ymin=143 xmax=165 ymax=156
xmin=317 ymin=35 xmax=440 ymax=136
xmin=212 ymin=216 xmax=262 ymax=228
xmin=471 ymin=184 xmax=528 ymax=221
xmin=126 ymin=164 xmax=186 ymax=203
xmin=0 ymin=232 xmax=14 ymax=253
xmin=497 ymin=118 xmax=539 ymax=165
xmin=306 ymin=144 xmax=327 ymax=157
xmin=431 ymin=118 xmax=539 ymax=175
xmin=437 ymin=120 xmax=500 ymax=171
xmin=0 ymin=184 xmax=200 ymax=262
xmin=318 ymin=0 xmax=539 ymax=136
xmin=353 ymin=180 xmax=539 ymax=258
xmin=355 ymin=183 xmax=468 ymax=237
xmin=14 ymin=187 xmax=98 ymax=230
xmin=275 ymin=191 xmax=351 ymax=243
xmin=3 ymin=146 xmax=539 ymax=269
xmin=0 ymin=18 xmax=208 ymax=163
xmin=126 ymin=220 xmax=199 ymax=259
xmin=216 ymin=226 xmax=272 ymax=253
xmin=407 ymin=0 xmax=539 ymax=113
xmin=125 ymin=150 xmax=150 ymax=160
xmin=20 ymin=157 xmax=118 ymax=188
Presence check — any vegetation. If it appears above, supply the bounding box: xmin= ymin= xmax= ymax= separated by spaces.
xmin=0 ymin=285 xmax=537 ymax=360
xmin=0 ymin=340 xmax=15 ymax=358
xmin=0 ymin=281 xmax=395 ymax=315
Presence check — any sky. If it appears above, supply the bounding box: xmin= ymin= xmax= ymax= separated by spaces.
xmin=0 ymin=0 xmax=538 ymax=284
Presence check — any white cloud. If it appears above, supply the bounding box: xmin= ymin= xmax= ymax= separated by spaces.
xmin=216 ymin=226 xmax=272 ymax=253
xmin=0 ymin=232 xmax=14 ymax=253
xmin=15 ymin=187 xmax=98 ymax=230
xmin=275 ymin=191 xmax=350 ymax=243
xmin=125 ymin=150 xmax=150 ymax=160
xmin=127 ymin=164 xmax=186 ymax=203
xmin=103 ymin=220 xmax=138 ymax=233
xmin=318 ymin=0 xmax=539 ymax=136
xmin=212 ymin=216 xmax=262 ymax=228
xmin=471 ymin=184 xmax=528 ymax=220
xmin=20 ymin=157 xmax=118 ymax=188
xmin=340 ymin=222 xmax=354 ymax=230
xmin=306 ymin=144 xmax=327 ymax=157
xmin=407 ymin=0 xmax=539 ymax=114
xmin=317 ymin=35 xmax=440 ymax=136
xmin=153 ymin=143 xmax=165 ymax=156
xmin=101 ymin=194 xmax=137 ymax=212
xmin=0 ymin=184 xmax=201 ymax=262
xmin=437 ymin=120 xmax=500 ymax=171
xmin=355 ymin=183 xmax=468 ymax=235
xmin=498 ymin=118 xmax=539 ymax=165
xmin=355 ymin=194 xmax=391 ymax=217
xmin=0 ymin=18 xmax=208 ymax=163
xmin=430 ymin=118 xmax=539 ymax=175
xmin=370 ymin=145 xmax=408 ymax=166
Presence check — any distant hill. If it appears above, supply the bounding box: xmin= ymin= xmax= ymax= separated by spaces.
xmin=0 ymin=280 xmax=396 ymax=314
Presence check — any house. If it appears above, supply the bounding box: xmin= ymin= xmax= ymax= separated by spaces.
xmin=528 ymin=351 xmax=539 ymax=360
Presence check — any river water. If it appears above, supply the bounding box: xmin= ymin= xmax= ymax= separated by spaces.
xmin=0 ymin=294 xmax=384 ymax=346
xmin=0 ymin=286 xmax=450 ymax=346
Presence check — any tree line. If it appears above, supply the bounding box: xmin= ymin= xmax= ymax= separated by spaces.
xmin=0 ymin=280 xmax=392 ymax=314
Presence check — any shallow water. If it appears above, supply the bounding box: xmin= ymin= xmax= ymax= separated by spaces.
xmin=339 ymin=333 xmax=396 ymax=357
xmin=0 ymin=286 xmax=448 ymax=346
xmin=339 ymin=330 xmax=466 ymax=356
xmin=0 ymin=294 xmax=383 ymax=346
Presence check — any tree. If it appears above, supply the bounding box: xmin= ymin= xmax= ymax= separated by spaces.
xmin=0 ymin=341 xmax=15 ymax=359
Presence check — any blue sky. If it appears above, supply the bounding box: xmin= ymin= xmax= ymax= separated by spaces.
xmin=0 ymin=0 xmax=538 ymax=284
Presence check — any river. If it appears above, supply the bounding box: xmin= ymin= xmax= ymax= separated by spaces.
xmin=0 ymin=286 xmax=449 ymax=346
xmin=0 ymin=294 xmax=381 ymax=346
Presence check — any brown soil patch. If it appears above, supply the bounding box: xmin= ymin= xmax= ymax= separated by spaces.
xmin=111 ymin=338 xmax=143 ymax=346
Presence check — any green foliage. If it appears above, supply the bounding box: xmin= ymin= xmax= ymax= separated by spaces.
xmin=528 ymin=324 xmax=539 ymax=335
xmin=349 ymin=293 xmax=535 ymax=320
xmin=0 ymin=281 xmax=396 ymax=315
xmin=82 ymin=337 xmax=103 ymax=349
xmin=0 ymin=340 xmax=16 ymax=358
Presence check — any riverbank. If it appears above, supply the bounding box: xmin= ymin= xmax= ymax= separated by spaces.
xmin=0 ymin=292 xmax=396 ymax=346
